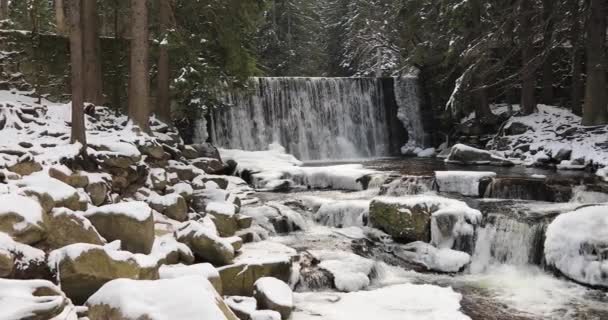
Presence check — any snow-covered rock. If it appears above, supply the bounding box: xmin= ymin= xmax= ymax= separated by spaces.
xmin=150 ymin=234 xmax=194 ymax=266
xmin=0 ymin=279 xmax=76 ymax=320
xmin=219 ymin=241 xmax=296 ymax=296
xmin=44 ymin=208 xmax=105 ymax=249
xmin=434 ymin=171 xmax=496 ymax=197
xmin=0 ymin=232 xmax=46 ymax=279
xmin=83 ymin=202 xmax=155 ymax=254
xmin=0 ymin=194 xmax=45 ymax=244
xmin=309 ymin=250 xmax=377 ymax=292
xmin=48 ymin=242 xmax=159 ymax=304
xmin=446 ymin=144 xmax=513 ymax=166
xmin=225 ymin=296 xmax=258 ymax=319
xmin=175 ymin=221 xmax=235 ymax=265
xmin=86 ymin=276 xmax=238 ymax=320
xmin=254 ymin=277 xmax=294 ymax=319
xmin=397 ymin=241 xmax=470 ymax=273
xmin=314 ymin=200 xmax=370 ymax=228
xmin=369 ymin=195 xmax=481 ymax=246
xmin=544 ymin=205 xmax=608 ymax=288
xmin=16 ymin=172 xmax=84 ymax=210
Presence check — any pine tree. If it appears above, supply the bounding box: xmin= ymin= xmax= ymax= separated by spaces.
xmin=128 ymin=0 xmax=150 ymax=132
xmin=82 ymin=0 xmax=103 ymax=105
xmin=582 ymin=0 xmax=608 ymax=125
xmin=156 ymin=0 xmax=171 ymax=123
xmin=69 ymin=0 xmax=86 ymax=149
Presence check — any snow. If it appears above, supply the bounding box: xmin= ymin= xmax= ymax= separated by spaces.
xmin=84 ymin=201 xmax=152 ymax=222
xmin=220 ymin=144 xmax=380 ymax=191
xmin=159 ymin=263 xmax=219 ymax=281
xmin=225 ymin=296 xmax=257 ymax=316
xmin=597 ymin=168 xmax=608 ymax=182
xmin=0 ymin=279 xmax=74 ymax=320
xmin=434 ymin=171 xmax=496 ymax=196
xmin=544 ymin=205 xmax=608 ymax=287
xmin=570 ymin=186 xmax=608 ymax=204
xmin=86 ymin=276 xmax=231 ymax=320
xmin=234 ymin=240 xmax=297 ymax=265
xmin=254 ymin=277 xmax=293 ymax=308
xmin=0 ymin=232 xmax=45 ymax=268
xmin=399 ymin=241 xmax=470 ymax=272
xmin=175 ymin=221 xmax=234 ymax=256
xmin=292 ymin=283 xmax=470 ymax=320
xmin=151 ymin=234 xmax=193 ymax=261
xmin=309 ymin=250 xmax=377 ymax=292
xmin=250 ymin=310 xmax=281 ymax=320
xmin=0 ymin=194 xmax=43 ymax=228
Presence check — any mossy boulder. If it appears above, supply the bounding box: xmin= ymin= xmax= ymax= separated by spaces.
xmin=369 ymin=198 xmax=432 ymax=243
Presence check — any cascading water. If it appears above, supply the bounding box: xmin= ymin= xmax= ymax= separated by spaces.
xmin=204 ymin=77 xmax=424 ymax=160
xmin=469 ymin=214 xmax=546 ymax=273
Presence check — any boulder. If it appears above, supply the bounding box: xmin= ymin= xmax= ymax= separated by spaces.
xmin=48 ymin=166 xmax=89 ymax=188
xmin=48 ymin=243 xmax=159 ymax=305
xmin=167 ymin=160 xmax=198 ymax=181
xmin=207 ymin=201 xmax=239 ymax=237
xmin=0 ymin=194 xmax=45 ymax=244
xmin=83 ymin=202 xmax=155 ymax=254
xmin=192 ymin=158 xmax=228 ymax=175
xmin=186 ymin=143 xmax=222 ymax=160
xmin=139 ymin=143 xmax=166 ymax=160
xmin=0 ymin=232 xmax=48 ymax=280
xmin=86 ymin=181 xmax=108 ymax=206
xmin=369 ymin=197 xmax=432 ymax=243
xmin=17 ymin=173 xmax=82 ymax=211
xmin=148 ymin=193 xmax=188 ymax=222
xmin=250 ymin=310 xmax=281 ymax=320
xmin=227 ymin=236 xmax=243 ymax=251
xmin=0 ymin=279 xmax=74 ymax=320
xmin=191 ymin=188 xmax=230 ymax=212
xmin=554 ymin=148 xmax=572 ymax=162
xmin=167 ymin=182 xmax=194 ymax=200
xmin=236 ymin=214 xmax=253 ymax=229
xmin=86 ymin=276 xmax=239 ymax=320
xmin=218 ymin=241 xmax=295 ymax=296
xmin=175 ymin=221 xmax=235 ymax=266
xmin=147 ymin=168 xmax=169 ymax=191
xmin=253 ymin=277 xmax=294 ymax=320
xmin=8 ymin=160 xmax=42 ymax=176
xmin=151 ymin=234 xmax=195 ymax=266
xmin=225 ymin=296 xmax=258 ymax=320
xmin=0 ymin=249 xmax=14 ymax=277
xmin=43 ymin=208 xmax=105 ymax=250
xmin=446 ymin=144 xmax=513 ymax=166
xmin=504 ymin=121 xmax=532 ymax=136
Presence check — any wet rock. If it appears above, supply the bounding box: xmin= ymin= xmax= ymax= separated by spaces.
xmin=43 ymin=208 xmax=105 ymax=250
xmin=253 ymin=277 xmax=293 ymax=320
xmin=483 ymin=177 xmax=572 ymax=202
xmin=49 ymin=244 xmax=159 ymax=305
xmin=83 ymin=202 xmax=155 ymax=254
xmin=175 ymin=221 xmax=235 ymax=266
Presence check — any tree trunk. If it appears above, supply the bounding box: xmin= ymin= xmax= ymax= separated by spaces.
xmin=540 ymin=0 xmax=554 ymax=105
xmin=82 ymin=0 xmax=103 ymax=105
xmin=55 ymin=0 xmax=68 ymax=34
xmin=519 ymin=0 xmax=537 ymax=115
xmin=569 ymin=0 xmax=583 ymax=116
xmin=69 ymin=0 xmax=87 ymax=148
xmin=0 ymin=0 xmax=9 ymax=20
xmin=582 ymin=0 xmax=608 ymax=125
xmin=156 ymin=0 xmax=171 ymax=124
xmin=128 ymin=0 xmax=150 ymax=132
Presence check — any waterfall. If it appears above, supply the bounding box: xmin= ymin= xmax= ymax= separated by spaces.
xmin=469 ymin=214 xmax=546 ymax=273
xmin=205 ymin=77 xmax=424 ymax=160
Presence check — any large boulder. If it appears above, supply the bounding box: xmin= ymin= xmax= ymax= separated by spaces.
xmin=83 ymin=202 xmax=155 ymax=254
xmin=218 ymin=241 xmax=295 ymax=296
xmin=0 ymin=194 xmax=45 ymax=244
xmin=43 ymin=208 xmax=105 ymax=250
xmin=253 ymin=277 xmax=294 ymax=320
xmin=446 ymin=144 xmax=513 ymax=166
xmin=207 ymin=201 xmax=239 ymax=237
xmin=175 ymin=221 xmax=235 ymax=266
xmin=48 ymin=243 xmax=159 ymax=305
xmin=151 ymin=234 xmax=195 ymax=266
xmin=192 ymin=157 xmax=228 ymax=175
xmin=0 ymin=279 xmax=75 ymax=319
xmin=0 ymin=248 xmax=14 ymax=277
xmin=8 ymin=159 xmax=42 ymax=176
xmin=86 ymin=181 xmax=108 ymax=206
xmin=148 ymin=192 xmax=188 ymax=222
xmin=86 ymin=276 xmax=239 ymax=320
xmin=48 ymin=166 xmax=89 ymax=188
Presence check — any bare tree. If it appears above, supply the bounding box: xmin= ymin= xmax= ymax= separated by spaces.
xmin=69 ymin=0 xmax=87 ymax=148
xmin=82 ymin=0 xmax=103 ymax=105
xmin=128 ymin=0 xmax=150 ymax=132
xmin=156 ymin=0 xmax=171 ymax=124
xmin=0 ymin=0 xmax=9 ymax=20
xmin=519 ymin=0 xmax=537 ymax=115
xmin=569 ymin=0 xmax=583 ymax=116
xmin=540 ymin=0 xmax=554 ymax=105
xmin=582 ymin=0 xmax=608 ymax=125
